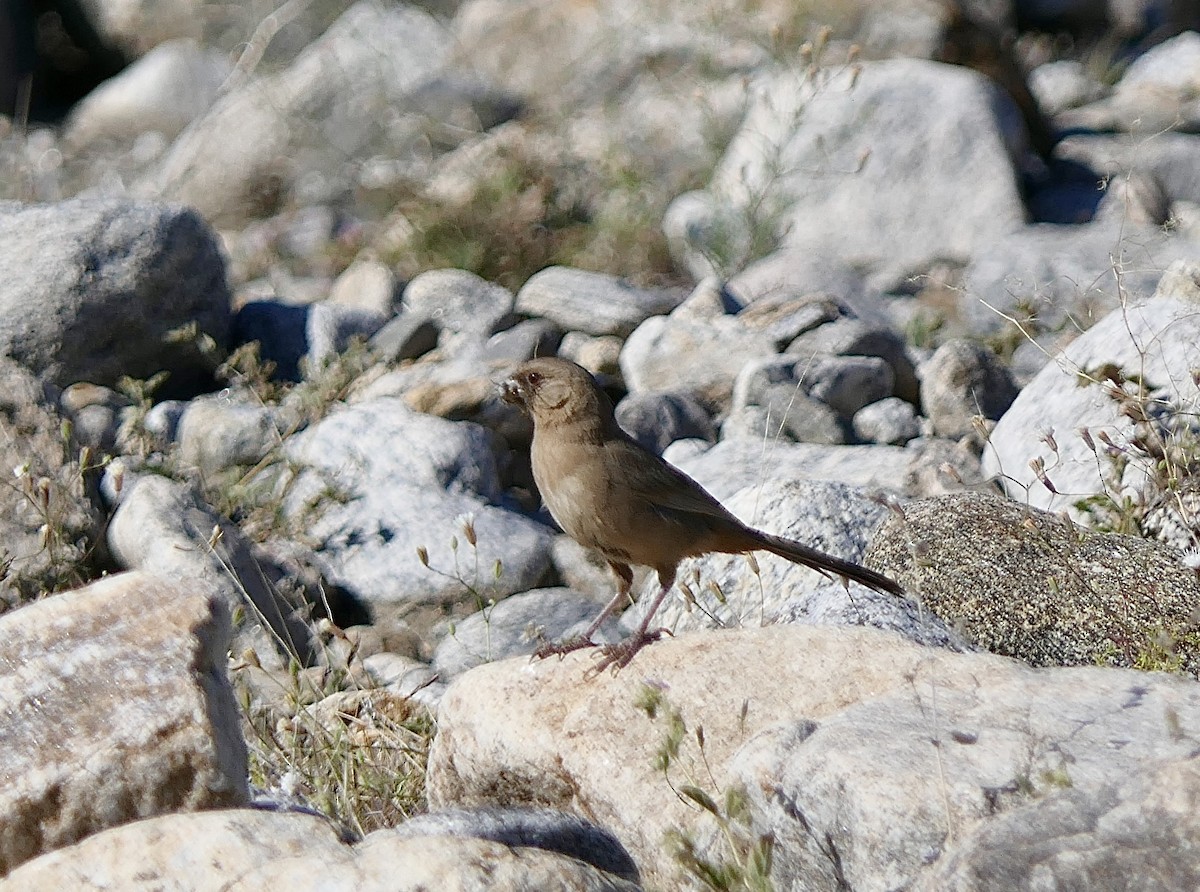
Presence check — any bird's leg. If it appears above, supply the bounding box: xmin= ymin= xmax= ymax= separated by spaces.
xmin=593 ymin=568 xmax=676 ymax=673
xmin=533 ymin=561 xmax=634 ymax=659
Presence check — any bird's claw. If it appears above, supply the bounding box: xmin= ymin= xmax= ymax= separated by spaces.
xmin=532 ymin=636 xmax=598 ymax=660
xmin=588 ymin=628 xmax=669 ymax=675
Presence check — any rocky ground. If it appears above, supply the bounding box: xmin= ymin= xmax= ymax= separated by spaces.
xmin=2 ymin=0 xmax=1200 ymax=889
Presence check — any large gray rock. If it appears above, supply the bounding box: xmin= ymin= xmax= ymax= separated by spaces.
xmin=613 ymin=390 xmax=715 ymax=454
xmin=65 ymin=39 xmax=231 ymax=148
xmin=664 ymin=435 xmax=979 ymax=502
xmin=1067 ymin=30 xmax=1200 ymax=133
xmin=176 ymin=395 xmax=293 ymax=479
xmin=960 ymin=220 xmax=1198 ymax=340
xmin=669 ymin=59 xmax=1027 ymax=282
xmin=1057 ymin=131 xmax=1200 ymax=208
xmin=852 ymin=397 xmax=923 ymax=445
xmin=286 ymin=398 xmax=553 ymax=620
xmin=149 ymin=2 xmax=454 ymax=224
xmin=722 ymin=657 xmax=1200 ymax=892
xmin=981 ymin=263 xmax=1200 ymax=518
xmin=0 ymin=199 xmax=231 ymax=390
xmin=0 ymin=572 xmax=248 ymax=876
xmin=619 ymin=281 xmax=776 ymax=409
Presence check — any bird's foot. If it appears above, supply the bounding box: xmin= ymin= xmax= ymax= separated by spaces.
xmin=590 ymin=628 xmax=669 ymax=675
xmin=532 ymin=636 xmax=598 ymax=660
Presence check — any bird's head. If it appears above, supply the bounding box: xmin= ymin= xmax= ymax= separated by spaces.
xmin=501 ymin=357 xmax=614 ymax=431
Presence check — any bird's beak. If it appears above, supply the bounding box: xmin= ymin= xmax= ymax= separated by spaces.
xmin=500 ymin=376 xmax=524 ymax=407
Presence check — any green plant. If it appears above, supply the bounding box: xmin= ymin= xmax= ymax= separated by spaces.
xmin=636 ymin=684 xmax=776 ymax=892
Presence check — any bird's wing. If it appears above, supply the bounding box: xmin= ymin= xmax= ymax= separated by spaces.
xmin=607 ymin=437 xmax=735 ymax=523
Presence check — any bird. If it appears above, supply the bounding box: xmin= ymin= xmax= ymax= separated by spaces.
xmin=500 ymin=356 xmax=905 ymax=672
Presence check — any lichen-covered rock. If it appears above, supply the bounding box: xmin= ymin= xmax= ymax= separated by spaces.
xmin=867 ymin=491 xmax=1200 ymax=671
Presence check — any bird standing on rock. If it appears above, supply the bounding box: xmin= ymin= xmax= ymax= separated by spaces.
xmin=501 ymin=356 xmax=904 ymax=672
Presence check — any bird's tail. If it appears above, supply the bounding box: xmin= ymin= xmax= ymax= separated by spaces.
xmin=755 ymin=531 xmax=905 ymax=597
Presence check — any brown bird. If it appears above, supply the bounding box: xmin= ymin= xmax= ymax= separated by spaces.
xmin=501 ymin=356 xmax=904 ymax=671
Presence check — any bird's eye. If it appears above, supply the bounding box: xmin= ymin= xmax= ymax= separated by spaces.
xmin=526 ymin=371 xmax=543 ymax=386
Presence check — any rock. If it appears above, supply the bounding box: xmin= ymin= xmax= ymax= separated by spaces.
xmin=107 ymin=474 xmax=316 ymax=665
xmin=618 ymin=478 xmax=952 ymax=648
xmin=726 ymin=251 xmax=870 ymax=318
xmin=852 ymin=397 xmax=923 ymax=445
xmin=1141 ymin=475 xmax=1200 ymax=556
xmin=60 ymin=382 xmax=128 ymax=452
xmin=432 ymin=587 xmax=622 ymax=680
xmin=176 ymin=395 xmax=291 ymax=479
xmin=1094 ymin=169 xmax=1172 ymax=226
xmin=867 ymin=492 xmax=1200 ymax=670
xmin=233 ymin=299 xmax=385 ymax=381
xmin=663 ymin=435 xmax=976 ymax=501
xmin=1056 ymin=131 xmax=1200 ymax=207
xmin=482 ymin=319 xmax=563 ymax=365
xmin=75 ymin=0 xmax=211 ymax=54
xmin=0 ymin=199 xmax=231 ymax=391
xmin=557 ymin=332 xmax=624 ymax=377
xmin=721 ymin=397 xmax=845 ymax=445
xmin=0 ymin=811 xmax=347 ymax=892
xmin=402 ymin=268 xmax=515 ymax=348
xmin=0 ymin=360 xmax=103 ymax=611
xmin=914 ymin=756 xmax=1200 ymax=891
xmin=1106 ymin=30 xmax=1200 ymax=133
xmin=328 ymin=259 xmax=398 ymax=317
xmin=369 ymin=312 xmax=440 ymax=364
xmin=670 ymin=59 xmax=1027 ymax=284
xmin=960 ymin=219 xmax=1198 ymax=340
xmin=981 ymin=266 xmax=1200 ymax=517
xmin=614 ymin=391 xmax=715 ymax=455
xmin=0 ymin=806 xmax=641 ymax=891
xmin=620 ymin=282 xmax=776 ymax=409
xmin=719 ymin=653 xmax=1200 ymax=892
xmin=140 ymin=399 xmax=188 ymax=447
xmin=806 ymin=354 xmax=895 ymax=417
xmin=232 ymin=301 xmax=310 ymax=381
xmin=1028 ymin=59 xmax=1106 ymax=115
xmin=429 ymin=622 xmax=1200 ymax=889
xmin=353 ymin=355 xmax=513 ymax=426
xmin=387 ymin=807 xmax=639 ymax=883
xmin=285 ymin=398 xmax=553 ymax=621
xmin=65 ymin=39 xmax=230 ymax=148
xmin=786 ymin=315 xmax=920 ymax=404
xmin=304 ymin=302 xmax=388 ymax=370
xmin=515 ymin=266 xmax=683 ymax=338
xmin=551 ymin=535 xmax=624 ymax=601
xmin=0 ymin=572 xmax=248 ymax=876
xmin=149 ymin=2 xmax=454 ymax=225
xmin=733 ymin=290 xmax=846 ymax=349
xmin=919 ymin=339 xmax=1019 ymax=440
xmin=726 ymin=357 xmax=846 ymax=444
